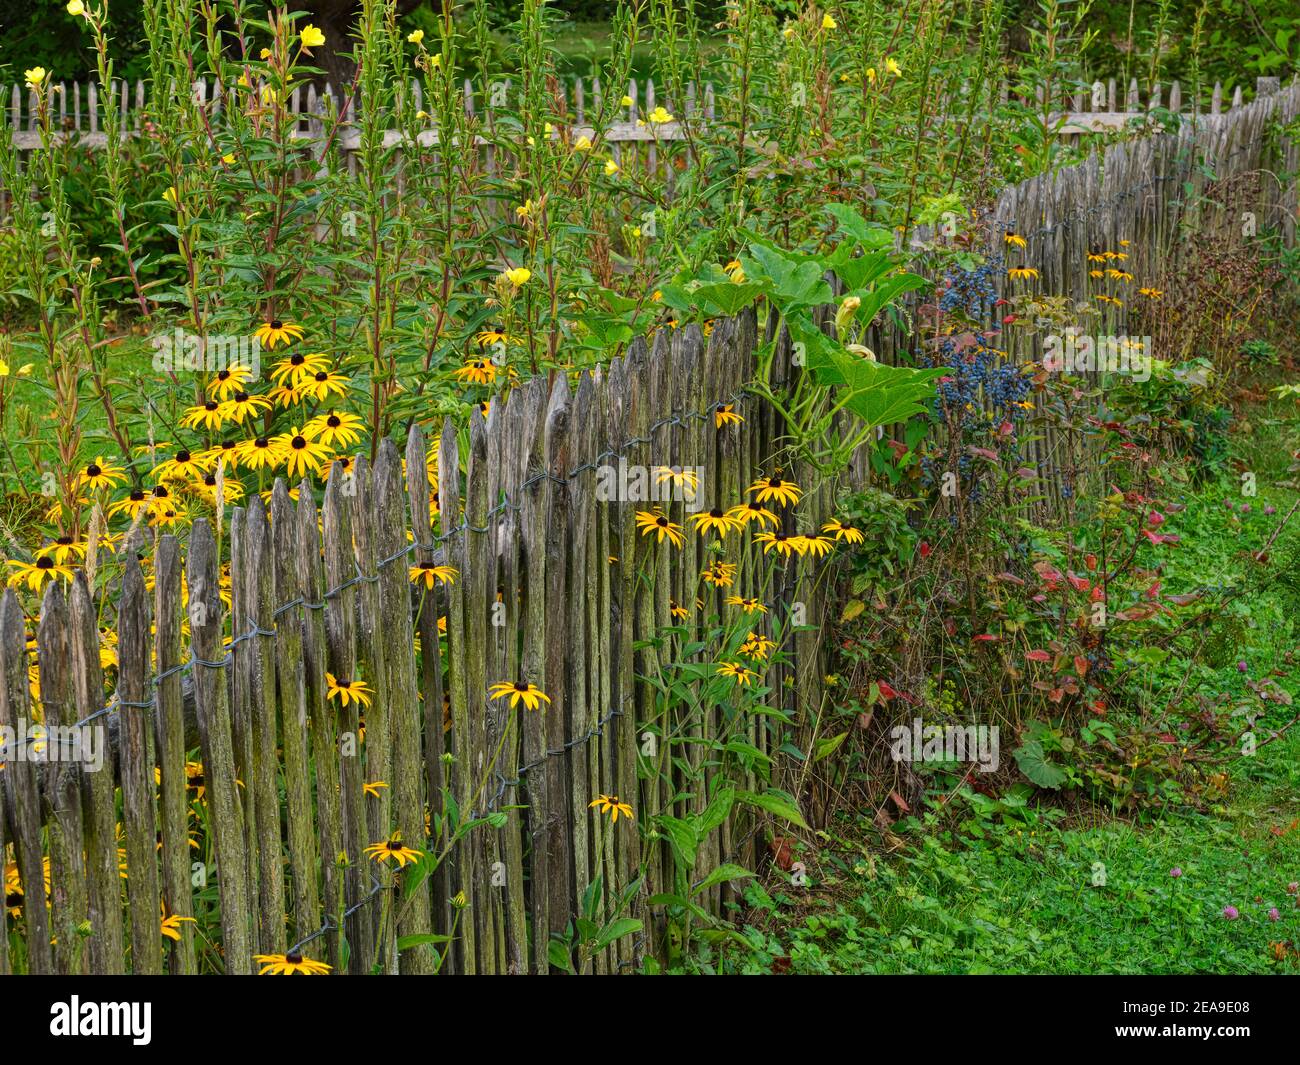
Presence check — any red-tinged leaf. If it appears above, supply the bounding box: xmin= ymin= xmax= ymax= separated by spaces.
xmin=1016 ymin=467 xmax=1036 ymax=479
xmin=1085 ymin=553 xmax=1098 ymax=572
xmin=1048 ymin=687 xmax=1065 ymax=704
xmin=1147 ymin=510 xmax=1165 ymax=527
xmin=1032 ymin=680 xmax=1054 ymax=692
xmin=1090 ymin=585 xmax=1105 ymax=602
xmin=973 ymin=634 xmax=1000 ymax=643
xmin=1031 ymin=593 xmax=1047 ymax=603
xmin=1025 ymin=649 xmax=1052 ymax=663
xmin=1066 ymin=573 xmax=1090 ymax=593
xmin=996 ymin=571 xmax=1026 ymax=585
xmin=1074 ymin=655 xmax=1089 ymax=677
xmin=1033 ymin=561 xmax=1064 ymax=583
xmin=997 ymin=420 xmax=1014 ymax=437
xmin=1166 ymin=592 xmax=1201 ymax=606
xmin=943 ymin=617 xmax=956 ymax=636
xmin=919 ymin=541 xmax=932 ymax=559
xmin=877 ymin=681 xmax=899 ymax=701
xmin=1158 ymin=733 xmax=1177 ymax=743
xmin=970 ymin=446 xmax=998 ymax=461
xmin=889 ymin=790 xmax=910 ymax=814
xmin=1146 ymin=579 xmax=1161 ymax=600
xmin=1142 ymin=529 xmax=1163 ymax=545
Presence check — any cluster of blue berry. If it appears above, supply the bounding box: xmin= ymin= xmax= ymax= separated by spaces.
xmin=937 ymin=254 xmax=1003 ymax=319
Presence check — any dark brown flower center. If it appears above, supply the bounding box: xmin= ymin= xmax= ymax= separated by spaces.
xmin=291 ymin=353 xmax=305 ymax=365
xmin=291 ymin=436 xmax=307 ymax=450
xmin=270 ymin=319 xmax=283 ymax=329
xmin=205 ymin=401 xmax=218 ymax=411
xmin=314 ymin=371 xmax=328 ymax=382
xmin=153 ymin=486 xmax=170 ymax=499
xmin=514 ymin=682 xmax=528 ymax=692
xmin=175 ymin=449 xmax=191 ymax=463
xmin=254 ymin=438 xmax=269 ymax=448
xmin=234 ymin=391 xmax=249 ymax=402
xmin=85 ymin=464 xmax=101 ymax=477
xmin=36 ymin=557 xmax=53 ymax=570
xmin=327 ymin=415 xmax=341 ymax=427
xmin=217 ymin=369 xmax=231 ymax=381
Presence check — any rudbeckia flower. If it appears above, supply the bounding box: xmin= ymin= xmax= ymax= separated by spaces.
xmin=304 ymin=411 xmax=363 ymax=448
xmin=669 ymin=599 xmax=689 ymax=620
xmin=205 ymin=366 xmax=253 ymax=400
xmin=488 ymin=681 xmax=551 ymax=711
xmin=794 ymin=534 xmax=835 ymax=558
xmin=588 ymin=794 xmax=633 ymax=823
xmin=218 ymin=391 xmax=274 ymax=424
xmin=739 ymin=632 xmax=776 ymax=661
xmin=634 ymin=509 xmax=684 ymax=548
xmin=452 ymin=358 xmax=498 ymax=386
xmin=821 ymin=518 xmax=864 ymax=544
xmin=326 ymin=673 xmax=373 ymax=708
xmin=748 ymin=474 xmax=801 ymax=507
xmin=152 ymin=448 xmax=210 ymax=482
xmin=755 ymin=530 xmax=801 ymax=557
xmin=35 ymin=536 xmax=86 ymax=565
xmin=1008 ymin=267 xmax=1039 ymax=281
xmin=1138 ymin=287 xmax=1164 ymax=299
xmin=270 ymin=351 xmax=331 ymax=388
xmin=726 ymin=501 xmax=778 ymax=528
xmin=108 ymin=489 xmax=151 ymax=520
xmin=653 ymin=466 xmax=699 ymax=493
xmin=7 ymin=557 xmax=74 ymax=591
xmin=295 ymin=370 xmax=351 ymax=403
xmin=714 ymin=403 xmax=743 ymax=428
xmin=254 ymin=951 xmax=332 ymax=975
xmin=724 ymin=595 xmax=767 ymax=615
xmin=700 ymin=561 xmax=737 ymax=587
xmin=276 ymin=428 xmax=334 ymax=478
xmin=363 ymin=833 xmax=422 ymax=867
xmin=690 ymin=508 xmax=741 ymax=538
xmin=160 ymin=903 xmax=196 ymax=942
xmin=235 ymin=436 xmax=287 ymax=471
xmin=77 ymin=457 xmax=127 ymax=491
xmin=180 ymin=401 xmax=228 ymax=431
xmin=409 ymin=562 xmax=458 ymax=590
xmin=253 ymin=319 xmax=305 ymax=349
xmin=1004 ymin=231 xmax=1027 ymax=249
xmin=717 ymin=661 xmax=758 ymax=685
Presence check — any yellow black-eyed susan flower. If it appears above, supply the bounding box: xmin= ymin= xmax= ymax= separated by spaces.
xmin=160 ymin=903 xmax=196 ymax=942
xmin=589 ymin=794 xmax=633 ymax=823
xmin=107 ymin=489 xmax=151 ymax=520
xmin=748 ymin=474 xmax=801 ymax=507
xmin=714 ymin=403 xmax=743 ymax=428
xmin=1138 ymin=287 xmax=1164 ymax=299
xmin=700 ymin=561 xmax=737 ymax=587
xmin=295 ymin=370 xmax=351 ymax=403
xmin=180 ymin=400 xmax=228 ymax=432
xmin=1008 ymin=267 xmax=1039 ymax=281
xmin=7 ymin=557 xmax=75 ymax=592
xmin=724 ymin=595 xmax=767 ymax=615
xmin=755 ymin=530 xmax=801 ymax=557
xmin=669 ymin=599 xmax=689 ymax=620
xmin=716 ymin=661 xmax=758 ymax=686
xmin=821 ymin=518 xmax=864 ymax=544
xmin=270 ymin=351 xmax=330 ymax=389
xmin=488 ymin=681 xmax=551 ymax=711
xmin=276 ymin=428 xmax=334 ymax=479
xmin=77 ymin=456 xmax=127 ymax=491
xmin=363 ymin=781 xmax=388 ymax=798
xmin=218 ymin=391 xmax=274 ymax=425
xmin=235 ymin=436 xmax=286 ymax=472
xmin=409 ymin=562 xmax=458 ymax=590
xmin=364 ymin=833 xmax=421 ymax=867
xmin=254 ymin=951 xmax=332 ymax=975
xmin=451 ymin=358 xmax=498 ymax=386
xmin=726 ymin=501 xmax=778 ymax=529
xmin=326 ymin=673 xmax=373 ymax=708
xmin=653 ymin=466 xmax=699 ymax=493
xmin=634 ymin=509 xmax=684 ymax=549
xmin=253 ymin=319 xmax=305 ymax=349
xmin=1004 ymin=231 xmax=1027 ymax=249
xmin=689 ymin=508 xmax=741 ymax=538
xmin=206 ymin=365 xmax=254 ymax=401
xmin=795 ymin=534 xmax=835 ymax=558
xmin=305 ymin=411 xmax=363 ymax=449
xmin=739 ymin=632 xmax=776 ymax=661
xmin=35 ymin=536 xmax=86 ymax=566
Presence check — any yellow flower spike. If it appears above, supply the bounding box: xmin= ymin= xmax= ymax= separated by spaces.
xmin=503 ymin=267 xmax=532 ymax=287
xmin=604 ymin=157 xmax=620 ymax=176
xmin=572 ymin=135 xmax=592 ymax=151
xmin=300 ymin=24 xmax=326 ymax=48
xmin=821 ymin=14 xmax=837 ymax=30
xmin=24 ymin=68 xmax=48 ymax=89
xmin=407 ymin=29 xmax=424 ymax=44
xmin=885 ymin=57 xmax=902 ymax=76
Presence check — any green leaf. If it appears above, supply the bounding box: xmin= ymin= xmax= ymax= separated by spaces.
xmin=813 ymin=730 xmax=849 ymax=763
xmin=396 ymin=933 xmax=454 ymax=951
xmin=736 ymin=788 xmax=810 ymax=829
xmin=691 ymin=863 xmax=756 ymax=895
xmin=547 ymin=939 xmax=575 ymax=973
xmin=1013 ymin=741 xmax=1068 ymax=790
xmin=594 ymin=918 xmax=643 ymax=950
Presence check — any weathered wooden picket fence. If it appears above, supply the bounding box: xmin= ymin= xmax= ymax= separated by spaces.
xmin=0 ymin=309 xmax=845 ymax=975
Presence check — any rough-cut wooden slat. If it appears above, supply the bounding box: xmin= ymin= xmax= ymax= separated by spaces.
xmin=69 ymin=574 xmax=123 ymax=973
xmin=118 ymin=556 xmax=161 ymax=973
xmin=271 ymin=482 xmax=320 ymax=947
xmin=154 ymin=535 xmax=196 ymax=973
xmin=187 ymin=521 xmax=253 ymax=974
xmin=375 ymin=439 xmax=436 ymax=973
xmin=39 ymin=582 xmax=88 ymax=974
